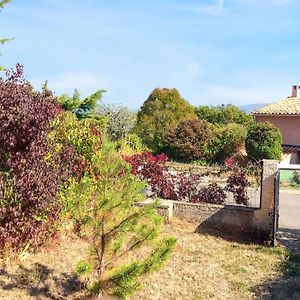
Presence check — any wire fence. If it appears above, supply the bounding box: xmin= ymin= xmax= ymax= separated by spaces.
xmin=166 ymin=162 xmax=262 ymax=208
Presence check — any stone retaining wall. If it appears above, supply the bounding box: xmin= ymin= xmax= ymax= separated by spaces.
xmin=169 ymin=160 xmax=277 ymax=241
xmin=141 ymin=160 xmax=278 ymax=241
xmin=171 ymin=200 xmax=267 ymax=239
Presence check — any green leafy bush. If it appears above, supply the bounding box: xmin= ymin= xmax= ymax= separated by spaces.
xmin=161 ymin=119 xmax=216 ymax=162
xmin=245 ymin=122 xmax=282 ymax=161
xmin=117 ymin=133 xmax=148 ymax=155
xmin=212 ymin=123 xmax=247 ymax=163
xmin=196 ymin=104 xmax=254 ymax=127
xmin=136 ymin=88 xmax=197 ymax=152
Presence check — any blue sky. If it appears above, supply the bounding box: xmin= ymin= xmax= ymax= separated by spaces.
xmin=1 ymin=0 xmax=300 ymax=110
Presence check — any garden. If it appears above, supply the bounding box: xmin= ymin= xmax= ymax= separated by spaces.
xmin=0 ymin=65 xmax=287 ymax=299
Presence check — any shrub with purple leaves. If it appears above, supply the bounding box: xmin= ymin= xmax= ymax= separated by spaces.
xmin=125 ymin=152 xmax=250 ymax=206
xmin=0 ymin=65 xmax=76 ymax=249
xmin=193 ymin=183 xmax=226 ymax=204
xmin=225 ymin=167 xmax=249 ymax=206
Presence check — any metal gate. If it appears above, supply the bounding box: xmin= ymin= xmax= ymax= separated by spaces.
xmin=272 ymin=170 xmax=280 ymax=245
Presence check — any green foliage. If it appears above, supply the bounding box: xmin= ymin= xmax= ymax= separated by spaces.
xmin=245 ymin=122 xmax=283 ymax=161
xmin=0 ymin=0 xmax=11 ymax=9
xmin=136 ymin=88 xmax=197 ymax=152
xmin=110 ymin=237 xmax=176 ymax=298
xmin=57 ymin=89 xmax=81 ymax=111
xmin=212 ymin=123 xmax=247 ymax=163
xmin=97 ymin=103 xmax=137 ymax=141
xmin=196 ymin=104 xmax=254 ymax=127
xmin=76 ymin=260 xmax=92 ymax=276
xmin=50 ymin=112 xmax=104 ymax=162
xmin=117 ymin=133 xmax=149 ymax=155
xmin=162 ymin=118 xmax=216 ymax=162
xmin=54 ymin=115 xmax=175 ymax=298
xmin=57 ymin=89 xmax=106 ymax=120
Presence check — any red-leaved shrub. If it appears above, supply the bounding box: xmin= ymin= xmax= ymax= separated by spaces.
xmin=192 ymin=183 xmax=226 ymax=204
xmin=225 ymin=166 xmax=249 ymax=205
xmin=0 ymin=65 xmax=76 ymax=248
xmin=125 ymin=152 xmax=250 ymax=206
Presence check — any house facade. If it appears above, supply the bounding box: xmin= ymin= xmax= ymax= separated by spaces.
xmin=252 ymin=85 xmax=300 ymax=164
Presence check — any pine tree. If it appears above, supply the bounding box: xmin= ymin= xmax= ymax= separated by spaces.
xmin=55 ymin=114 xmax=176 ymax=299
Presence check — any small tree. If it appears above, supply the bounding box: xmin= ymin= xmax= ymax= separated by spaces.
xmin=54 ymin=115 xmax=176 ymax=299
xmin=245 ymin=121 xmax=283 ymax=161
xmin=136 ymin=88 xmax=197 ymax=152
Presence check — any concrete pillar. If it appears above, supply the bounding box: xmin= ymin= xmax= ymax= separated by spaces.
xmin=254 ymin=159 xmax=278 ymax=238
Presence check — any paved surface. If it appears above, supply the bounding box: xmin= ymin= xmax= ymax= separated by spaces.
xmin=279 ymin=190 xmax=300 ymax=229
xmin=277 ymin=189 xmax=300 ymax=251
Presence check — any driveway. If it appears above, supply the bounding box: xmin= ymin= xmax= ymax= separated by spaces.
xmin=279 ymin=189 xmax=300 ymax=230
xmin=277 ymin=189 xmax=300 ymax=252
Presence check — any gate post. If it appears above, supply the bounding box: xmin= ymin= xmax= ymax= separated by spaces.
xmin=253 ymin=159 xmax=278 ymax=240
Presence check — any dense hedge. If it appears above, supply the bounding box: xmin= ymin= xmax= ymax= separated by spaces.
xmin=212 ymin=123 xmax=247 ymax=163
xmin=245 ymin=122 xmax=283 ymax=161
xmin=195 ymin=104 xmax=254 ymax=127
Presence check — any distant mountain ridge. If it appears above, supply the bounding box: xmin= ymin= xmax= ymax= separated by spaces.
xmin=239 ymin=103 xmax=269 ymax=114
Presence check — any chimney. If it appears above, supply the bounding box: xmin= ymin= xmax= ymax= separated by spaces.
xmin=292 ymin=85 xmax=298 ymax=97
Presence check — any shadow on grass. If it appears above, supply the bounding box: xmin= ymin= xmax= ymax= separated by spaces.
xmin=195 ymin=222 xmax=268 ymax=245
xmin=251 ymin=228 xmax=300 ymax=299
xmin=0 ymin=262 xmax=83 ymax=300
xmin=197 ymin=222 xmax=300 ymax=298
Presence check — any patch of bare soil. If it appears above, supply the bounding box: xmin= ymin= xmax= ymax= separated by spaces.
xmin=0 ymin=219 xmax=286 ymax=300
xmin=0 ymin=233 xmax=88 ymax=300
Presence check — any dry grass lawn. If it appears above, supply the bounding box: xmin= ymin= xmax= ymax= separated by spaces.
xmin=0 ymin=218 xmax=291 ymax=300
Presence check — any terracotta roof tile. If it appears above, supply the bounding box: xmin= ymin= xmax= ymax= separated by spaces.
xmin=252 ymin=97 xmax=300 ymax=115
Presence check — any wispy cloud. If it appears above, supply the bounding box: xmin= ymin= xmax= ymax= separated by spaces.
xmin=172 ymin=0 xmax=225 ymax=16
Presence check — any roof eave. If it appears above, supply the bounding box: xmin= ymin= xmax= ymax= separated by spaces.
xmin=252 ymin=113 xmax=300 ymax=117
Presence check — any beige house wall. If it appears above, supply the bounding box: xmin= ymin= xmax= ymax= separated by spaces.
xmin=282 ymin=152 xmax=300 ymax=164
xmin=255 ymin=115 xmax=300 ymax=146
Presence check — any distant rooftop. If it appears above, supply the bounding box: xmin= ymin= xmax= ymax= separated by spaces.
xmin=252 ymin=97 xmax=300 ymax=115
xmin=252 ymin=85 xmax=300 ymax=115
